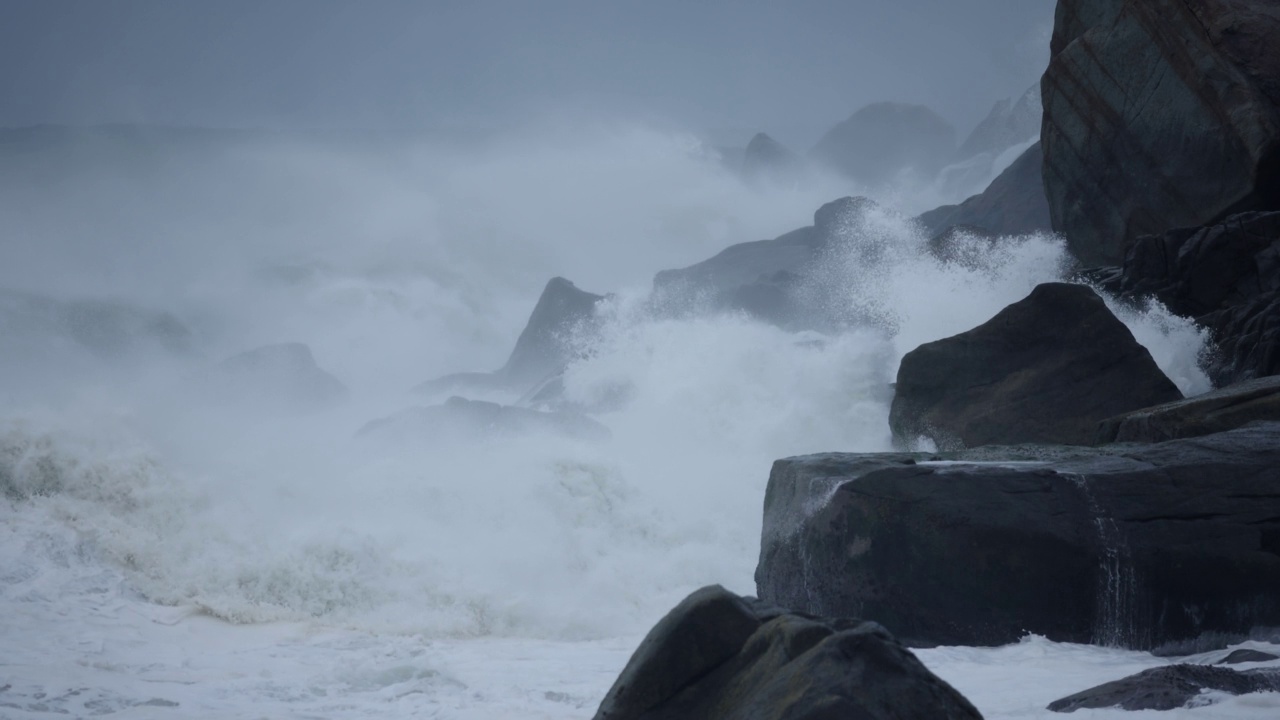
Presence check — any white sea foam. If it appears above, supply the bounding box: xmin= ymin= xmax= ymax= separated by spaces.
xmin=0 ymin=121 xmax=1232 ymax=718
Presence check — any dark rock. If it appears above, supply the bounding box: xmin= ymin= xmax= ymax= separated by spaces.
xmin=357 ymin=396 xmax=610 ymax=443
xmin=1220 ymin=649 xmax=1280 ymax=665
xmin=419 ymin=277 xmax=606 ymax=396
xmin=1118 ymin=211 xmax=1280 ymax=386
xmin=956 ymin=84 xmax=1042 ymax=162
xmin=917 ymin=142 xmax=1052 ymax=238
xmin=1041 ymin=0 xmax=1280 ymax=266
xmin=195 ymin=343 xmax=348 ymax=414
xmin=741 ymin=133 xmax=803 ymax=186
xmin=890 ymin=283 xmax=1182 ymax=449
xmin=755 ymin=423 xmax=1280 ymax=649
xmin=1097 ymin=375 xmax=1280 ymax=443
xmin=594 ymin=585 xmax=982 ymax=720
xmin=809 ymin=103 xmax=956 ymax=187
xmin=1047 ymin=664 xmax=1280 ymax=712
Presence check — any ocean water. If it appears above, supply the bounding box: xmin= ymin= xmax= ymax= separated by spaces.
xmin=2 ymin=122 xmax=1267 ymax=719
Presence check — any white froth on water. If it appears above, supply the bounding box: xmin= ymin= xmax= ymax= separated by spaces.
xmin=0 ymin=122 xmax=1235 ymax=717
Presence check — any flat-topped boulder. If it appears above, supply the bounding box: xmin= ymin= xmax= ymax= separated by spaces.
xmin=756 ymin=423 xmax=1280 ymax=650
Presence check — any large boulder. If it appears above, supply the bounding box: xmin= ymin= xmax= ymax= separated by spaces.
xmin=809 ymin=103 xmax=956 ymax=188
xmin=418 ymin=277 xmax=606 ymax=396
xmin=1041 ymin=0 xmax=1280 ymax=266
xmin=755 ymin=423 xmax=1280 ymax=650
xmin=1047 ymin=664 xmax=1280 ymax=712
xmin=890 ymin=283 xmax=1182 ymax=449
xmin=917 ymin=142 xmax=1052 ymax=238
xmin=594 ymin=585 xmax=982 ymax=720
xmin=1097 ymin=375 xmax=1280 ymax=443
xmin=1119 ymin=211 xmax=1280 ymax=386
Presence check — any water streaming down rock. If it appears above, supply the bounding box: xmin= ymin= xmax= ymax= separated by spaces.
xmin=1066 ymin=473 xmax=1139 ymax=648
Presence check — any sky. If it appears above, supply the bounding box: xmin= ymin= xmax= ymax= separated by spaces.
xmin=0 ymin=0 xmax=1056 ymax=147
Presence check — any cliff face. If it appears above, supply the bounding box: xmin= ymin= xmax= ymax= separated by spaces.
xmin=1041 ymin=0 xmax=1280 ymax=266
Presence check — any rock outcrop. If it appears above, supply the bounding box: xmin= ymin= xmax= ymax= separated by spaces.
xmin=1040 ymin=0 xmax=1280 ymax=265
xmin=755 ymin=423 xmax=1280 ymax=650
xmin=1118 ymin=211 xmax=1280 ymax=386
xmin=917 ymin=142 xmax=1052 ymax=238
xmin=1047 ymin=664 xmax=1280 ymax=712
xmin=1097 ymin=375 xmax=1280 ymax=443
xmin=890 ymin=283 xmax=1182 ymax=449
xmin=809 ymin=103 xmax=956 ymax=188
xmin=594 ymin=585 xmax=982 ymax=720
xmin=418 ymin=277 xmax=606 ymax=396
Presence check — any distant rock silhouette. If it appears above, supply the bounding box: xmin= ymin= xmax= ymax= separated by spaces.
xmin=192 ymin=342 xmax=348 ymax=414
xmin=917 ymin=142 xmax=1052 ymax=238
xmin=809 ymin=103 xmax=956 ymax=187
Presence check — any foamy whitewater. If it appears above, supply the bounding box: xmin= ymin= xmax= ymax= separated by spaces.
xmin=1 ymin=123 xmax=1275 ymax=719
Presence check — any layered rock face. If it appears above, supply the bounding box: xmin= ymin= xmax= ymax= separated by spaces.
xmin=890 ymin=283 xmax=1182 ymax=449
xmin=755 ymin=423 xmax=1280 ymax=650
xmin=1041 ymin=0 xmax=1280 ymax=265
xmin=594 ymin=585 xmax=982 ymax=720
xmin=1119 ymin=211 xmax=1280 ymax=386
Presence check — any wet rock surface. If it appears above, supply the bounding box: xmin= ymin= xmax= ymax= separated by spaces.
xmin=756 ymin=423 xmax=1280 ymax=649
xmin=1041 ymin=0 xmax=1280 ymax=265
xmin=1047 ymin=664 xmax=1280 ymax=712
xmin=1097 ymin=375 xmax=1280 ymax=443
xmin=594 ymin=585 xmax=982 ymax=720
xmin=890 ymin=282 xmax=1181 ymax=448
xmin=1117 ymin=211 xmax=1280 ymax=387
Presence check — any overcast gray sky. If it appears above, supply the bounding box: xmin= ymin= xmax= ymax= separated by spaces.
xmin=0 ymin=0 xmax=1055 ymax=146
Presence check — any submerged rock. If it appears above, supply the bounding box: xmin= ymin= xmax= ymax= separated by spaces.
xmin=1220 ymin=649 xmax=1280 ymax=665
xmin=890 ymin=283 xmax=1182 ymax=449
xmin=357 ymin=396 xmax=610 ymax=443
xmin=755 ymin=423 xmax=1280 ymax=649
xmin=1047 ymin=664 xmax=1280 ymax=712
xmin=1041 ymin=0 xmax=1280 ymax=265
xmin=1098 ymin=375 xmax=1280 ymax=444
xmin=594 ymin=585 xmax=982 ymax=720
